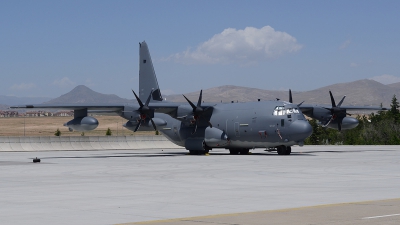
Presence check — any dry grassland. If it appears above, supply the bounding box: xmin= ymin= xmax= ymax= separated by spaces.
xmin=0 ymin=116 xmax=155 ymax=137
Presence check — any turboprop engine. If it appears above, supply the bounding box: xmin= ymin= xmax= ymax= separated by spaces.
xmin=123 ymin=118 xmax=167 ymax=132
xmin=324 ymin=117 xmax=359 ymax=130
xmin=64 ymin=116 xmax=99 ymax=131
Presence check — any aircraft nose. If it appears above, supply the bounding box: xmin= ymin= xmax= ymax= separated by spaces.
xmin=290 ymin=120 xmax=313 ymax=142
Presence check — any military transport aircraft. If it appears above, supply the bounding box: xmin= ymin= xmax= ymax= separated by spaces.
xmin=10 ymin=41 xmax=383 ymax=155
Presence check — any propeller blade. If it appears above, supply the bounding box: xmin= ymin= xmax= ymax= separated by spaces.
xmin=289 ymin=89 xmax=293 ymax=103
xmin=322 ymin=116 xmax=334 ymax=127
xmin=183 ymin=94 xmax=196 ymax=110
xmin=197 ymin=90 xmax=203 ymax=107
xmin=134 ymin=121 xmax=141 ymax=132
xmin=337 ymin=122 xmax=342 ymax=132
xmin=208 ymin=121 xmax=213 ymax=128
xmin=150 ymin=118 xmax=157 ymax=131
xmin=297 ymin=101 xmax=305 ymax=107
xmin=337 ymin=95 xmax=346 ymax=107
xmin=329 ymin=91 xmax=336 ymax=107
xmin=132 ymin=90 xmax=144 ymax=107
xmin=144 ymin=89 xmax=154 ymax=106
xmin=192 ymin=120 xmax=198 ymax=134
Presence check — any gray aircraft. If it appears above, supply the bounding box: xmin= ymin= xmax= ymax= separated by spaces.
xmin=10 ymin=41 xmax=382 ymax=155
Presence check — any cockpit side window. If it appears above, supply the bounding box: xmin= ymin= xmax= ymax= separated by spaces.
xmin=273 ymin=106 xmax=285 ymax=116
xmin=273 ymin=106 xmax=300 ymax=116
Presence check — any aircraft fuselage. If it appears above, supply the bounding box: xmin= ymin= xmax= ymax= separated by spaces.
xmin=121 ymin=100 xmax=312 ymax=152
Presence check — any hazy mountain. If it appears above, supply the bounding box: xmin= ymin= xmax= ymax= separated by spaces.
xmin=0 ymin=95 xmax=51 ymax=106
xmin=44 ymin=85 xmax=135 ymax=104
xmin=7 ymin=79 xmax=400 ymax=108
xmin=165 ymin=80 xmax=398 ymax=107
xmin=0 ymin=104 xmax=10 ymax=110
xmin=164 ymin=85 xmax=290 ymax=103
xmin=295 ymin=79 xmax=398 ymax=107
xmin=387 ymin=82 xmax=400 ymax=89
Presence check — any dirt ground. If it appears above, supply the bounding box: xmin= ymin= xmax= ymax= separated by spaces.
xmin=0 ymin=116 xmax=156 ymax=136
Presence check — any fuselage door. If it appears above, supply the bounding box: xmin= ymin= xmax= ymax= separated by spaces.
xmin=234 ymin=122 xmax=240 ymax=137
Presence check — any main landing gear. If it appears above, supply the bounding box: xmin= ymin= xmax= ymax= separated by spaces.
xmin=229 ymin=148 xmax=250 ymax=155
xmin=188 ymin=150 xmax=209 ymax=155
xmin=276 ymin=145 xmax=291 ymax=155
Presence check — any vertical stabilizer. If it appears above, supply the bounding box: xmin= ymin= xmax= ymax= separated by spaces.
xmin=139 ymin=41 xmax=163 ymax=101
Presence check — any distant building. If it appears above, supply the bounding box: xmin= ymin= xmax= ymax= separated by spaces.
xmin=0 ymin=110 xmax=74 ymax=117
xmin=54 ymin=111 xmax=74 ymax=117
xmin=0 ymin=111 xmax=19 ymax=117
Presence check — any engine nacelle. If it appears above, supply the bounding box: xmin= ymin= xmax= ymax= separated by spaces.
xmin=123 ymin=118 xmax=167 ymax=131
xmin=326 ymin=117 xmax=359 ymax=130
xmin=176 ymin=105 xmax=194 ymax=119
xmin=304 ymin=107 xmax=331 ymax=121
xmin=204 ymin=127 xmax=229 ymax=147
xmin=64 ymin=116 xmax=99 ymax=131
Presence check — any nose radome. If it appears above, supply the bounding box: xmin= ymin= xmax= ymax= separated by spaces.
xmin=290 ymin=120 xmax=313 ymax=141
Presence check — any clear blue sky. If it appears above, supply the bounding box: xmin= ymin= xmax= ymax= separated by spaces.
xmin=1 ymin=0 xmax=399 ymax=98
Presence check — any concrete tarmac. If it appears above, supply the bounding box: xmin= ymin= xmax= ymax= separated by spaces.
xmin=1 ymin=145 xmax=400 ymax=225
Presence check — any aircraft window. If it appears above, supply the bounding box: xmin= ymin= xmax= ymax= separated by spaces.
xmin=273 ymin=106 xmax=286 ymax=116
xmin=274 ymin=107 xmax=300 ymax=116
xmin=286 ymin=108 xmax=300 ymax=114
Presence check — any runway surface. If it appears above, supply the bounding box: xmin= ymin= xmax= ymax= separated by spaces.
xmin=1 ymin=145 xmax=399 ymax=225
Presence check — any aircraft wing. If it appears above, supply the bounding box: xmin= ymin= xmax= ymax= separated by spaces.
xmin=299 ymin=104 xmax=387 ymax=112
xmin=10 ymin=102 xmax=215 ymax=119
xmin=10 ymin=102 xmax=215 ymax=120
xmin=150 ymin=102 xmax=215 ymax=119
xmin=337 ymin=106 xmax=387 ymax=111
xmin=10 ymin=103 xmax=126 ymax=112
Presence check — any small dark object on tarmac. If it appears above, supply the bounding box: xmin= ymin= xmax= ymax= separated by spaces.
xmin=33 ymin=157 xmax=41 ymax=163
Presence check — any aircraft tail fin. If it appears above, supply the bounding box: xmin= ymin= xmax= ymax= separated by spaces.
xmin=139 ymin=41 xmax=163 ymax=101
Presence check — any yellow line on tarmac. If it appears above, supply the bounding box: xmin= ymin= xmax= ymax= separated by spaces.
xmin=116 ymin=198 xmax=400 ymax=225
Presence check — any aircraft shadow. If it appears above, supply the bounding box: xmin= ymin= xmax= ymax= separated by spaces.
xmin=27 ymin=149 xmax=392 ymax=161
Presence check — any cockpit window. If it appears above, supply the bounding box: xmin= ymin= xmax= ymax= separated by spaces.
xmin=273 ymin=106 xmax=300 ymax=116
xmin=273 ymin=106 xmax=285 ymax=116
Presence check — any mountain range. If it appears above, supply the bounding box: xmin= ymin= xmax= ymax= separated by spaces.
xmin=165 ymin=79 xmax=400 ymax=107
xmin=1 ymin=79 xmax=400 ymax=109
xmin=43 ymin=85 xmax=135 ymax=104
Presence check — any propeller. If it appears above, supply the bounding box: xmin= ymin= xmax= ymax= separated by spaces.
xmin=131 ymin=89 xmax=157 ymax=132
xmin=322 ymin=91 xmax=351 ymax=131
xmin=289 ymin=89 xmax=304 ymax=106
xmin=182 ymin=90 xmax=212 ymax=134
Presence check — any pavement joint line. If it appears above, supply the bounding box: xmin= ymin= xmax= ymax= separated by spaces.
xmin=116 ymin=198 xmax=400 ymax=225
xmin=362 ymin=213 xmax=400 ymax=219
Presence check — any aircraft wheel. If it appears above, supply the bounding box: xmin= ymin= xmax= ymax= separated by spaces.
xmin=189 ymin=150 xmax=208 ymax=155
xmin=277 ymin=146 xmax=285 ymax=155
xmin=239 ymin=149 xmax=249 ymax=155
xmin=286 ymin=146 xmax=292 ymax=155
xmin=229 ymin=149 xmax=239 ymax=155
